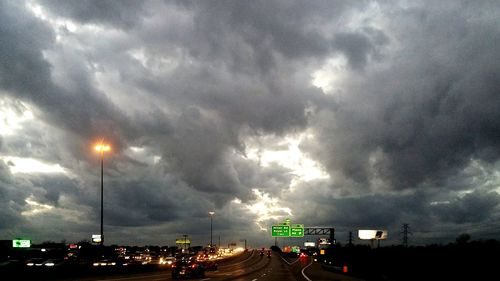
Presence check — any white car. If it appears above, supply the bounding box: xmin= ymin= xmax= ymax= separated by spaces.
xmin=160 ymin=256 xmax=176 ymax=265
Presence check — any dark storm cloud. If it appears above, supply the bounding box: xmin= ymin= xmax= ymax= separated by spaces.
xmin=289 ymin=184 xmax=432 ymax=230
xmin=0 ymin=1 xmax=53 ymax=93
xmin=431 ymin=191 xmax=500 ymax=224
xmin=233 ymin=159 xmax=295 ymax=197
xmin=151 ymin=107 xmax=249 ymax=205
xmin=28 ymin=175 xmax=80 ymax=206
xmin=1 ymin=0 xmax=499 ymax=245
xmin=0 ymin=0 xmax=133 ymax=156
xmin=39 ymin=0 xmax=146 ymax=29
xmin=105 ymin=178 xmax=179 ymax=227
xmin=0 ymin=163 xmax=22 ymax=228
xmin=112 ymin=0 xmax=342 ymax=205
xmin=310 ymin=0 xmax=500 ymax=190
xmin=332 ymin=28 xmax=389 ymax=70
xmin=184 ymin=0 xmax=359 ymax=63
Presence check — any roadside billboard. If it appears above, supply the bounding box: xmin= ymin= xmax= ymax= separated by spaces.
xmin=358 ymin=230 xmax=388 ymax=240
xmin=304 ymin=241 xmax=315 ymax=247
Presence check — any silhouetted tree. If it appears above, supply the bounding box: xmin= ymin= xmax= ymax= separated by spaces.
xmin=455 ymin=233 xmax=471 ymax=244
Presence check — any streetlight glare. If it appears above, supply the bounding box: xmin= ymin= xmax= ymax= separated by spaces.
xmin=209 ymin=211 xmax=215 ymax=216
xmin=94 ymin=144 xmax=111 ymax=152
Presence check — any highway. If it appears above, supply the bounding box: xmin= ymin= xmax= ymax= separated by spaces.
xmin=52 ymin=250 xmax=365 ymax=281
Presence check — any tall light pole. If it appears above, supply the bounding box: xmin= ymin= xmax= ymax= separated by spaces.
xmin=183 ymin=234 xmax=188 ymax=251
xmin=95 ymin=142 xmax=110 ymax=245
xmin=209 ymin=211 xmax=215 ymax=247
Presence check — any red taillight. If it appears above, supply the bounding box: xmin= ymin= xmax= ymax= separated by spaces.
xmin=171 ymin=264 xmax=176 ymax=268
xmin=192 ymin=264 xmax=197 ymax=268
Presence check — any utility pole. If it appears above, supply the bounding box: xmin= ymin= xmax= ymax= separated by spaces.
xmin=183 ymin=234 xmax=188 ymax=251
xmin=94 ymin=142 xmax=110 ymax=246
xmin=402 ymin=223 xmax=411 ymax=247
xmin=348 ymin=231 xmax=353 ymax=247
xmin=209 ymin=211 xmax=215 ymax=247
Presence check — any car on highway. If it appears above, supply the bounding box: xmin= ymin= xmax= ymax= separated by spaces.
xmin=26 ymin=257 xmax=45 ymax=267
xmin=200 ymin=259 xmax=218 ymax=271
xmin=42 ymin=258 xmax=65 ymax=267
xmin=259 ymin=248 xmax=265 ymax=256
xmin=171 ymin=256 xmax=205 ymax=279
xmin=160 ymin=256 xmax=176 ymax=265
xmin=92 ymin=259 xmax=117 ymax=267
xmin=266 ymin=250 xmax=271 ymax=258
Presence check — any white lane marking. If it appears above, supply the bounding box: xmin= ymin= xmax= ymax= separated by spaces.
xmin=280 ymin=255 xmax=299 ymax=265
xmin=201 ymin=279 xmax=211 ymax=281
xmin=251 ymin=279 xmax=258 ymax=281
xmin=95 ymin=272 xmax=165 ymax=281
xmin=301 ymin=258 xmax=314 ymax=281
xmin=220 ymin=250 xmax=255 ymax=268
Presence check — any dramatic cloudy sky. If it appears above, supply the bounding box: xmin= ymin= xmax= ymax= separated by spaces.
xmin=1 ymin=0 xmax=499 ymax=247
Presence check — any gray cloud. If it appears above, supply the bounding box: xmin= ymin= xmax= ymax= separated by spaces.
xmin=332 ymin=28 xmax=389 ymax=70
xmin=309 ymin=0 xmax=500 ymax=191
xmin=39 ymin=0 xmax=146 ymax=29
xmin=432 ymin=191 xmax=500 ymax=224
xmin=0 ymin=0 xmax=499 ymax=246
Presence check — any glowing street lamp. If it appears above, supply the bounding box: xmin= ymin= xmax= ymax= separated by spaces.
xmin=209 ymin=211 xmax=215 ymax=247
xmin=95 ymin=142 xmax=110 ymax=245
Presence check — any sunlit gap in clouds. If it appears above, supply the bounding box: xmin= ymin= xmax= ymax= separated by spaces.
xmin=26 ymin=0 xmax=102 ymax=35
xmin=0 ymin=97 xmax=34 ymax=136
xmin=0 ymin=97 xmax=69 ymax=175
xmin=232 ymin=189 xmax=292 ymax=232
xmin=311 ymin=55 xmax=349 ymax=94
xmin=125 ymin=146 xmax=162 ymax=165
xmin=2 ymin=156 xmax=66 ymax=174
xmin=21 ymin=195 xmax=54 ymax=216
xmin=244 ymin=132 xmax=330 ymax=189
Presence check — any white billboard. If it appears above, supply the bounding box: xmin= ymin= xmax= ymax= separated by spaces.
xmin=304 ymin=241 xmax=315 ymax=247
xmin=358 ymin=230 xmax=388 ymax=240
xmin=92 ymin=234 xmax=102 ymax=243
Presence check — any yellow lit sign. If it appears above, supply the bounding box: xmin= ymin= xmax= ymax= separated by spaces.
xmin=175 ymin=239 xmax=191 ymax=244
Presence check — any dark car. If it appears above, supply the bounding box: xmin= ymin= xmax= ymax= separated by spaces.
xmin=266 ymin=250 xmax=271 ymax=258
xmin=200 ymin=260 xmax=218 ymax=271
xmin=171 ymin=257 xmax=205 ymax=279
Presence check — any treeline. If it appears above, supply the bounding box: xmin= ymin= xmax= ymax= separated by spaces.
xmin=321 ymin=238 xmax=500 ymax=280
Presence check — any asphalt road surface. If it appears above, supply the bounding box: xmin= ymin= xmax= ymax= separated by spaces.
xmin=53 ymin=250 xmax=365 ymax=281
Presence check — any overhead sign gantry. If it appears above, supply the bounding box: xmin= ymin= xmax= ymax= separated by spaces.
xmin=271 ymin=219 xmax=334 ymax=241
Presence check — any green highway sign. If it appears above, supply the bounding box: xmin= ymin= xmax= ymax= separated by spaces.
xmin=12 ymin=239 xmax=31 ymax=248
xmin=290 ymin=224 xmax=304 ymax=237
xmin=272 ymin=222 xmax=305 ymax=237
xmin=272 ymin=225 xmax=290 ymax=237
